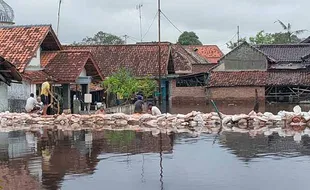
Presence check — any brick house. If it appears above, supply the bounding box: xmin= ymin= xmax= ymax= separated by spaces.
xmin=207 ymin=42 xmax=310 ymax=103
xmin=65 ymin=43 xmax=223 ymax=105
xmin=0 ymin=25 xmax=103 ymax=112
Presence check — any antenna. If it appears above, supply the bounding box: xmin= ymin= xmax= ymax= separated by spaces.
xmin=56 ymin=0 xmax=62 ymax=37
xmin=136 ymin=3 xmax=143 ymax=42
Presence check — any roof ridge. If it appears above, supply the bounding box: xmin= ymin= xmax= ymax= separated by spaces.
xmin=0 ymin=24 xmax=52 ymax=29
xmin=256 ymin=44 xmax=310 ymax=47
xmin=63 ymin=43 xmax=170 ymax=48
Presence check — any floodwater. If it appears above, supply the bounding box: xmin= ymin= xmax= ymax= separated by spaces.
xmin=1 ymin=129 xmax=310 ymax=190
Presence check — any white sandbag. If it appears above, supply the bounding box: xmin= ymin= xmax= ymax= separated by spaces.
xmin=222 ymin=116 xmax=232 ymax=126
xmin=232 ymin=114 xmax=249 ymax=122
xmin=293 ymin=105 xmax=302 ymax=115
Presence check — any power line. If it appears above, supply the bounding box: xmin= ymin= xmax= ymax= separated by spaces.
xmin=142 ymin=11 xmax=158 ymax=40
xmin=161 ymin=11 xmax=182 ymax=33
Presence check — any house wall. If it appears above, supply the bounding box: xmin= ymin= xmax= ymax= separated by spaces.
xmin=79 ymin=67 xmax=87 ymax=77
xmin=26 ymin=48 xmax=41 ymax=69
xmin=215 ymin=45 xmax=267 ymax=71
xmin=7 ymin=81 xmax=31 ymax=112
xmin=0 ymin=82 xmax=8 ymax=112
xmin=206 ymin=86 xmax=265 ymax=101
xmin=170 ymin=79 xmax=206 ymax=105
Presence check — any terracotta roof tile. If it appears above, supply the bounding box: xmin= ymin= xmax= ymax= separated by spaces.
xmin=171 ymin=44 xmax=193 ymax=74
xmin=185 ymin=45 xmax=223 ymax=64
xmin=41 ymin=51 xmax=58 ymax=67
xmin=44 ymin=50 xmax=103 ymax=83
xmin=207 ymin=71 xmax=310 ymax=87
xmin=23 ymin=51 xmax=103 ymax=84
xmin=63 ymin=44 xmax=170 ymax=77
xmin=0 ymin=25 xmax=53 ymax=72
xmin=22 ymin=70 xmax=55 ymax=84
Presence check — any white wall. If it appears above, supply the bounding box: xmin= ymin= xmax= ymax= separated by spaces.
xmin=26 ymin=48 xmax=41 ymax=70
xmin=79 ymin=67 xmax=87 ymax=77
xmin=0 ymin=82 xmax=8 ymax=112
xmin=7 ymin=81 xmax=31 ymax=112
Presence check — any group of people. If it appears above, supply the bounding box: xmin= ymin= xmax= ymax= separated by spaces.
xmin=25 ymin=78 xmax=161 ymax=116
xmin=25 ymin=79 xmax=53 ymax=116
xmin=134 ymin=95 xmax=161 ymax=116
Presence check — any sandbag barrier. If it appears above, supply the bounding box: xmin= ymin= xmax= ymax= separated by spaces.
xmin=0 ymin=106 xmax=310 ymax=138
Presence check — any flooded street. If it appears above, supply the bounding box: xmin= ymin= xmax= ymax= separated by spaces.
xmin=0 ymin=129 xmax=310 ymax=190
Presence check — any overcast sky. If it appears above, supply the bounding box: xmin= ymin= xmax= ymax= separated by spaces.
xmin=8 ymin=0 xmax=310 ymax=53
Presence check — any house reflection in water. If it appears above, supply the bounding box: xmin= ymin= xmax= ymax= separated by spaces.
xmin=218 ymin=132 xmax=310 ymax=163
xmin=0 ymin=129 xmax=174 ymax=190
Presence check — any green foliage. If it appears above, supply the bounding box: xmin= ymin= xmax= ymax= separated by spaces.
xmin=226 ymin=38 xmax=247 ymax=49
xmin=137 ymin=76 xmax=157 ymax=98
xmin=249 ymin=30 xmax=274 ymax=44
xmin=103 ymin=68 xmax=157 ymax=102
xmin=178 ymin=31 xmax=203 ymax=45
xmin=104 ymin=130 xmax=136 ymax=146
xmin=227 ymin=20 xmax=306 ymax=49
xmin=103 ymin=68 xmax=139 ymax=101
xmin=73 ymin=31 xmax=125 ymax=45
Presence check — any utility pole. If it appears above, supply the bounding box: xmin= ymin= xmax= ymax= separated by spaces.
xmin=237 ymin=25 xmax=240 ymax=46
xmin=57 ymin=0 xmax=62 ymax=37
xmin=158 ymin=0 xmax=162 ymax=106
xmin=136 ymin=3 xmax=143 ymax=42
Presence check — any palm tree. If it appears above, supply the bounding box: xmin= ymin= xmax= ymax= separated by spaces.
xmin=274 ymin=20 xmax=307 ymax=43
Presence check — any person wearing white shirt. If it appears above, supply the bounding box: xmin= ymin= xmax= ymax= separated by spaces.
xmin=25 ymin=93 xmax=40 ymax=113
xmin=148 ymin=102 xmax=162 ymax=116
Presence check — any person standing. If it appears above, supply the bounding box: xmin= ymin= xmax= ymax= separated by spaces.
xmin=40 ymin=78 xmax=54 ymax=116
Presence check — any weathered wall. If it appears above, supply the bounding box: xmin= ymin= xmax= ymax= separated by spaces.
xmin=206 ymin=86 xmax=265 ymax=101
xmin=26 ymin=48 xmax=41 ymax=69
xmin=170 ymin=79 xmax=206 ymax=105
xmin=215 ymin=45 xmax=267 ymax=71
xmin=0 ymin=82 xmax=8 ymax=112
xmin=7 ymin=81 xmax=31 ymax=112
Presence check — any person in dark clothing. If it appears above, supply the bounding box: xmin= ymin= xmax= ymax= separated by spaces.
xmin=134 ymin=95 xmax=144 ymax=114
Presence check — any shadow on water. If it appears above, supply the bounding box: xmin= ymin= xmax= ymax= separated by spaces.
xmin=1 ymin=129 xmax=310 ymax=189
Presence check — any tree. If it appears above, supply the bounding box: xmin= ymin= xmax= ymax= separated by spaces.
xmin=178 ymin=31 xmax=203 ymax=45
xmin=226 ymin=38 xmax=247 ymax=49
xmin=103 ymin=68 xmax=157 ymax=104
xmin=249 ymin=30 xmax=274 ymax=45
xmin=274 ymin=20 xmax=306 ymax=43
xmin=73 ymin=31 xmax=125 ymax=45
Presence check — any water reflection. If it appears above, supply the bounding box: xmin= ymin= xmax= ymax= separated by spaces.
xmin=1 ymin=130 xmax=310 ymax=189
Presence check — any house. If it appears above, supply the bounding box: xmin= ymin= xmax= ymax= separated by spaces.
xmin=0 ymin=25 xmax=103 ymax=112
xmin=207 ymin=42 xmax=310 ymax=103
xmin=0 ymin=56 xmax=22 ymax=112
xmin=65 ymin=43 xmax=223 ymax=105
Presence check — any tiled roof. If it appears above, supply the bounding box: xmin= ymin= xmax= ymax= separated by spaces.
xmin=64 ymin=44 xmax=209 ymax=77
xmin=170 ymin=44 xmax=193 ymax=74
xmin=0 ymin=25 xmax=61 ymax=72
xmin=207 ymin=71 xmax=310 ymax=87
xmin=23 ymin=50 xmax=103 ymax=84
xmin=22 ymin=70 xmax=56 ymax=84
xmin=185 ymin=45 xmax=223 ymax=64
xmin=63 ymin=44 xmax=171 ymax=77
xmin=256 ymin=44 xmax=310 ymax=63
xmin=41 ymin=51 xmax=58 ymax=67
xmin=0 ymin=56 xmax=22 ymax=85
xmin=207 ymin=71 xmax=267 ymax=87
xmin=301 ymin=36 xmax=310 ymax=43
xmin=44 ymin=50 xmax=103 ymax=83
